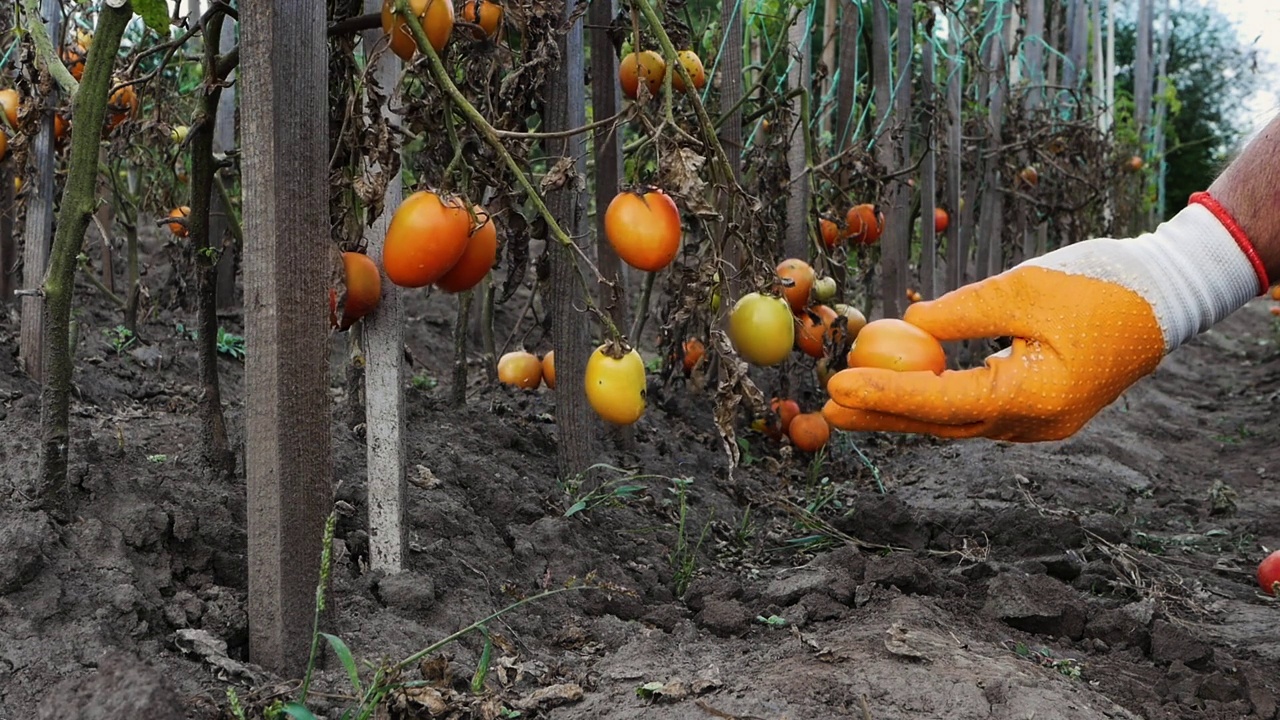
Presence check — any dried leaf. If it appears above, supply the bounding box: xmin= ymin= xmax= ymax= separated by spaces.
xmin=540 ymin=156 xmax=582 ymax=194
xmin=661 ymin=146 xmax=720 ymax=220
xmin=512 ymin=682 xmax=584 ymax=710
xmin=711 ymin=330 xmax=766 ymax=475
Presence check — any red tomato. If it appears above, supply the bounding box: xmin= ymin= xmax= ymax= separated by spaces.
xmin=1258 ymin=550 xmax=1280 ymax=596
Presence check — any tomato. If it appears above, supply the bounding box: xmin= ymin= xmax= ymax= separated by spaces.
xmin=1272 ymin=307 xmax=1280 ymax=317
xmin=775 ymin=258 xmax=814 ymax=312
xmin=0 ymin=89 xmax=19 ymax=129
xmin=604 ymin=188 xmax=681 ymax=272
xmin=106 ymin=85 xmax=138 ymax=132
xmin=671 ymin=50 xmax=706 ymax=92
xmin=682 ymin=337 xmax=705 ymax=374
xmin=847 ymin=318 xmax=946 ymax=374
xmin=813 ymin=276 xmax=837 ymax=302
xmin=788 ymin=412 xmax=830 ymax=452
xmin=333 ymin=251 xmax=383 ymax=330
xmin=906 ymin=288 xmax=922 ymax=303
xmin=381 ymin=0 xmax=455 ymax=61
xmin=382 ymin=190 xmax=472 ymax=288
xmin=795 ymin=304 xmax=840 ymax=359
xmin=436 ymin=205 xmax=499 ymax=293
xmin=53 ymin=114 xmax=68 ymax=143
xmin=832 ymin=304 xmax=867 ymax=339
xmin=1127 ymin=155 xmax=1144 ymax=172
xmin=585 ymin=344 xmax=647 ymax=425
xmin=167 ymin=206 xmax=191 ymax=238
xmin=815 ymin=357 xmax=835 ymax=388
xmin=1270 ymin=286 xmax=1280 ymax=301
xmin=0 ymin=131 xmax=7 ymax=163
xmin=460 ymin=0 xmax=503 ymax=38
xmin=63 ymin=46 xmax=86 ymax=81
xmin=619 ymin=50 xmax=666 ymax=100
xmin=772 ymin=398 xmax=800 ymax=433
xmin=728 ymin=292 xmax=794 ymax=366
xmin=1019 ymin=165 xmax=1039 ymax=188
xmin=844 ymin=203 xmax=883 ymax=244
xmin=541 ymin=351 xmax=556 ymax=389
xmin=1258 ymin=550 xmax=1280 ymax=596
xmin=819 ymin=217 xmax=840 ymax=250
xmin=934 ymin=207 xmax=949 ymax=234
xmin=498 ymin=350 xmax=543 ymax=389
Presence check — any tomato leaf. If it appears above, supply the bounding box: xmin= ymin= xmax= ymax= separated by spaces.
xmin=131 ymin=0 xmax=172 ymax=38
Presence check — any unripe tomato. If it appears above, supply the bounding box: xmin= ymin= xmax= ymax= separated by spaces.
xmin=436 ymin=205 xmax=499 ymax=293
xmin=833 ymin=304 xmax=867 ymax=339
xmin=795 ymin=304 xmax=840 ymax=359
xmin=541 ymin=350 xmax=556 ymax=389
xmin=813 ymin=276 xmax=837 ymax=302
xmin=844 ymin=203 xmax=883 ymax=244
xmin=0 ymin=89 xmax=18 ymax=129
xmin=682 ymin=337 xmax=705 ymax=374
xmin=619 ymin=50 xmax=666 ymax=100
xmin=819 ymin=217 xmax=840 ymax=249
xmin=333 ymin=251 xmax=383 ymax=331
xmin=728 ymin=292 xmax=794 ymax=366
xmin=498 ymin=350 xmax=543 ymax=389
xmin=381 ymin=0 xmax=455 ymax=61
xmin=788 ymin=412 xmax=830 ymax=452
xmin=775 ymin=258 xmax=815 ymax=312
xmin=460 ymin=0 xmax=503 ymax=38
xmin=847 ymin=318 xmax=946 ymax=374
xmin=1258 ymin=550 xmax=1280 ymax=596
xmin=106 ymin=84 xmax=138 ymax=132
xmin=933 ymin=207 xmax=949 ymax=234
xmin=167 ymin=206 xmax=191 ymax=238
xmin=604 ymin=188 xmax=682 ymax=272
xmin=585 ymin=344 xmax=647 ymax=425
xmin=671 ymin=50 xmax=706 ymax=92
xmin=382 ymin=190 xmax=472 ymax=288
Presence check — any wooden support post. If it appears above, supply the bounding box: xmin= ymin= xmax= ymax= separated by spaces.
xmin=0 ymin=163 xmax=13 ymax=303
xmin=784 ymin=7 xmax=811 ymax=260
xmin=241 ymin=0 xmax=334 ymax=675
xmin=589 ymin=0 xmax=628 ymax=335
xmin=213 ymin=12 xmax=240 ymax=310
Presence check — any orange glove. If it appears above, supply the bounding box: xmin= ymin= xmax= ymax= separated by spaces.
xmin=823 ymin=194 xmax=1270 ymax=442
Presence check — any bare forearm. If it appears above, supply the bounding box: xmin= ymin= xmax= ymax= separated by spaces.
xmin=1208 ymin=112 xmax=1280 ymax=283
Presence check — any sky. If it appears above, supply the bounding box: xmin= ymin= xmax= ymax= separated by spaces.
xmin=1209 ymin=0 xmax=1280 ymax=141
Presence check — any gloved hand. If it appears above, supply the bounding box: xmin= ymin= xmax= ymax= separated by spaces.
xmin=823 ymin=193 xmax=1270 ymax=442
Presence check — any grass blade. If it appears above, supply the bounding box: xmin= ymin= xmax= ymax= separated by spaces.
xmin=321 ymin=632 xmax=364 ymax=695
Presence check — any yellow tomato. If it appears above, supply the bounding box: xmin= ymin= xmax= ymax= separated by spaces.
xmin=584 ymin=344 xmax=647 ymax=425
xmin=728 ymin=292 xmax=794 ymax=366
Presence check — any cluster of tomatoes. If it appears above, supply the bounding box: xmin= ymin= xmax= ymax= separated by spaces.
xmin=618 ymin=49 xmax=707 ymax=100
xmin=381 ymin=0 xmax=503 ymax=62
xmin=497 ymin=343 xmax=648 ymax=427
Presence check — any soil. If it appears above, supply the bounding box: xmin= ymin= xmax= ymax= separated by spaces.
xmin=4 ymin=255 xmax=1280 ymax=720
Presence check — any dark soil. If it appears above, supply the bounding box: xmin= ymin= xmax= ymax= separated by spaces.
xmin=4 ymin=255 xmax=1280 ymax=720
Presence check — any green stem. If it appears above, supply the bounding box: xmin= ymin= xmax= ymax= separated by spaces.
xmin=19 ymin=0 xmax=81 ymax=96
xmin=213 ymin=173 xmax=245 ymax=244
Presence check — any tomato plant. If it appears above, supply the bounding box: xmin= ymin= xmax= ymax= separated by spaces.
xmin=382 ymin=190 xmax=472 ymax=288
xmin=847 ymin=318 xmax=946 ymax=374
xmin=585 ymin=344 xmax=647 ymax=425
xmin=728 ymin=292 xmax=794 ymax=366
xmin=604 ymin=188 xmax=682 ymax=272
xmin=498 ymin=350 xmax=543 ymax=389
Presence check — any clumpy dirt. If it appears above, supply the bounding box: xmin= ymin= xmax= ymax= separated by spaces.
xmin=3 ymin=264 xmax=1280 ymax=720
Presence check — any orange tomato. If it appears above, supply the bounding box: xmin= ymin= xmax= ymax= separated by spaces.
xmin=847 ymin=318 xmax=946 ymax=374
xmin=53 ymin=113 xmax=68 ymax=143
xmin=845 ymin=203 xmax=883 ymax=245
xmin=106 ymin=85 xmax=138 ymax=132
xmin=1271 ymin=306 xmax=1280 ymax=317
xmin=771 ymin=398 xmax=800 ymax=433
xmin=0 ymin=89 xmax=19 ymax=129
xmin=682 ymin=337 xmax=705 ymax=374
xmin=0 ymin=131 xmax=7 ymax=163
xmin=435 ymin=205 xmax=499 ymax=293
xmin=1127 ymin=155 xmax=1144 ymax=172
xmin=333 ymin=251 xmax=383 ymax=330
xmin=604 ymin=188 xmax=682 ymax=272
xmin=381 ymin=0 xmax=455 ymax=61
xmin=1019 ymin=165 xmax=1039 ymax=188
xmin=819 ymin=217 xmax=840 ymax=250
xmin=795 ymin=304 xmax=840 ymax=359
xmin=63 ymin=45 xmax=87 ymax=81
xmin=460 ymin=0 xmax=502 ymax=38
xmin=619 ymin=50 xmax=666 ymax=100
xmin=788 ymin=412 xmax=830 ymax=452
xmin=541 ymin=350 xmax=556 ymax=389
xmin=775 ymin=258 xmax=815 ymax=312
xmin=498 ymin=350 xmax=543 ymax=389
xmin=1271 ymin=286 xmax=1280 ymax=301
xmin=382 ymin=190 xmax=472 ymax=288
xmin=671 ymin=50 xmax=706 ymax=92
xmin=167 ymin=206 xmax=191 ymax=237
xmin=933 ymin=207 xmax=949 ymax=234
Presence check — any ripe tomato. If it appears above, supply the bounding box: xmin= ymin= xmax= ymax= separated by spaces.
xmin=619 ymin=50 xmax=666 ymax=100
xmin=788 ymin=412 xmax=830 ymax=452
xmin=381 ymin=0 xmax=455 ymax=61
xmin=775 ymin=258 xmax=815 ymax=312
xmin=0 ymin=131 xmax=7 ymax=163
xmin=0 ymin=89 xmax=19 ymax=129
xmin=585 ymin=344 xmax=647 ymax=425
xmin=1258 ymin=550 xmax=1280 ymax=596
xmin=933 ymin=207 xmax=949 ymax=234
xmin=167 ymin=206 xmax=191 ymax=237
xmin=436 ymin=205 xmax=498 ymax=293
xmin=333 ymin=251 xmax=383 ymax=331
xmin=604 ymin=188 xmax=682 ymax=272
xmin=1019 ymin=165 xmax=1039 ymax=188
xmin=382 ymin=190 xmax=472 ymax=288
xmin=671 ymin=50 xmax=706 ymax=92
xmin=1270 ymin=286 xmax=1280 ymax=301
xmin=847 ymin=318 xmax=946 ymax=374
xmin=728 ymin=292 xmax=794 ymax=366
xmin=795 ymin=304 xmax=840 ymax=359
xmin=63 ymin=46 xmax=86 ymax=81
xmin=106 ymin=85 xmax=138 ymax=132
xmin=772 ymin=398 xmax=800 ymax=433
xmin=832 ymin=304 xmax=867 ymax=339
xmin=541 ymin=350 xmax=556 ymax=389
xmin=460 ymin=0 xmax=502 ymax=38
xmin=1127 ymin=155 xmax=1144 ymax=172
xmin=53 ymin=114 xmax=68 ymax=143
xmin=819 ymin=217 xmax=840 ymax=250
xmin=682 ymin=337 xmax=705 ymax=374
xmin=498 ymin=350 xmax=543 ymax=389
xmin=906 ymin=288 xmax=922 ymax=303
xmin=845 ymin=203 xmax=883 ymax=244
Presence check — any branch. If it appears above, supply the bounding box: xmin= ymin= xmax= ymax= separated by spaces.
xmin=19 ymin=0 xmax=80 ymax=96
xmin=215 ymin=46 xmax=239 ymax=80
xmin=328 ymin=12 xmax=381 ymax=37
xmin=493 ymin=107 xmax=632 ymax=140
